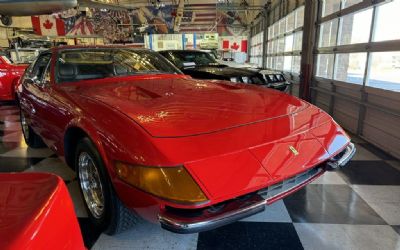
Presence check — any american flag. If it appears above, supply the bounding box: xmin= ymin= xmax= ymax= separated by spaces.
xmin=63 ymin=14 xmax=94 ymax=36
xmin=179 ymin=4 xmax=217 ymax=33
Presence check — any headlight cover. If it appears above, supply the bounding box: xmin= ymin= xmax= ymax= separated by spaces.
xmin=115 ymin=162 xmax=208 ymax=204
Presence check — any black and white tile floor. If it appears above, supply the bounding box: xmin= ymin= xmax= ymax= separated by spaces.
xmin=1 ymin=101 xmax=400 ymax=250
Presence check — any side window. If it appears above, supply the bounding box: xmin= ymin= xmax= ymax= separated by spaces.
xmin=31 ymin=54 xmax=52 ymax=82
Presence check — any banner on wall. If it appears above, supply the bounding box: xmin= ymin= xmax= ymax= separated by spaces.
xmin=31 ymin=15 xmax=66 ymax=36
xmin=220 ymin=37 xmax=248 ymax=52
xmin=31 ymin=9 xmax=132 ymax=43
xmin=32 ymin=14 xmax=94 ymax=37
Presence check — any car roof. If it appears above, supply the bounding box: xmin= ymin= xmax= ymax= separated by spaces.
xmin=52 ymin=45 xmax=150 ymax=52
xmin=259 ymin=69 xmax=284 ymax=75
xmin=160 ymin=50 xmax=206 ymax=53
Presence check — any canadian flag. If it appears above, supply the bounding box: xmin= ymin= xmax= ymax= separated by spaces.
xmin=31 ymin=15 xmax=65 ymax=36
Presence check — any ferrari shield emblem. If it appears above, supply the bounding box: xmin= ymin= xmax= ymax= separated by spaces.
xmin=289 ymin=146 xmax=299 ymax=156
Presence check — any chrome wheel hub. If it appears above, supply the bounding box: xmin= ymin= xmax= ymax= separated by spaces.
xmin=78 ymin=152 xmax=105 ymax=219
xmin=20 ymin=112 xmax=29 ymax=139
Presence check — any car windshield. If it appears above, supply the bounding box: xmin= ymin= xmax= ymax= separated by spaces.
xmin=56 ymin=48 xmax=181 ymax=83
xmin=164 ymin=51 xmax=219 ymax=68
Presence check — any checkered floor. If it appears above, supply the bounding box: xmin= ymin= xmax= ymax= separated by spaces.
xmin=1 ymin=101 xmax=400 ymax=250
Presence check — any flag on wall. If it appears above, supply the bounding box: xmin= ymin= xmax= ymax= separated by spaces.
xmin=180 ymin=4 xmax=217 ymax=33
xmin=31 ymin=15 xmax=66 ymax=36
xmin=32 ymin=14 xmax=94 ymax=37
xmin=220 ymin=38 xmax=247 ymax=52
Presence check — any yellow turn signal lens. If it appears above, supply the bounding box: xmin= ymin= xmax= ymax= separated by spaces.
xmin=115 ymin=162 xmax=208 ymax=204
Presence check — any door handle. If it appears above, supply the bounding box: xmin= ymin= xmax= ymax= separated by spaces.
xmin=31 ymin=107 xmax=36 ymax=114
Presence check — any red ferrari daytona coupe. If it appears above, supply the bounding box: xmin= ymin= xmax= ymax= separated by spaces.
xmin=17 ymin=46 xmax=355 ymax=234
xmin=0 ymin=52 xmax=27 ymax=100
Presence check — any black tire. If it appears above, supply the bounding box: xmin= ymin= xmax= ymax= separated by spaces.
xmin=20 ymin=109 xmax=45 ymax=148
xmin=1 ymin=15 xmax=12 ymax=26
xmin=75 ymin=137 xmax=138 ymax=235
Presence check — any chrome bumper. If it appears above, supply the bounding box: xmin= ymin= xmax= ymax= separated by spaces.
xmin=159 ymin=194 xmax=265 ymax=234
xmin=326 ymin=142 xmax=356 ymax=170
xmin=159 ymin=142 xmax=355 ymax=234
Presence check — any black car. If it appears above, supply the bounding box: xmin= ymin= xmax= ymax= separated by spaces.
xmin=159 ymin=50 xmax=289 ymax=92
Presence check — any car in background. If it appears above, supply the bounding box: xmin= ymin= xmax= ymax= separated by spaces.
xmin=18 ymin=46 xmax=355 ymax=235
xmin=201 ymin=50 xmax=291 ymax=92
xmin=159 ymin=50 xmax=288 ymax=91
xmin=256 ymin=70 xmax=291 ymax=92
xmin=9 ymin=35 xmax=52 ymax=49
xmin=8 ymin=48 xmax=46 ymax=64
xmin=0 ymin=173 xmax=85 ymax=250
xmin=0 ymin=52 xmax=28 ymax=100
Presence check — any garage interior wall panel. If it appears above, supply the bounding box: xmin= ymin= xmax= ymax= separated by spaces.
xmin=290 ymin=83 xmax=300 ymax=97
xmin=363 ymin=107 xmax=400 ymax=159
xmin=314 ymin=92 xmax=330 ymax=113
xmin=310 ymin=0 xmax=400 ymax=159
xmin=366 ymin=88 xmax=400 ymax=113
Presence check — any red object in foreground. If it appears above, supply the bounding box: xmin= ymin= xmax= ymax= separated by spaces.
xmin=0 ymin=173 xmax=85 ymax=250
xmin=18 ymin=46 xmax=355 ymax=234
xmin=0 ymin=54 xmax=27 ymax=101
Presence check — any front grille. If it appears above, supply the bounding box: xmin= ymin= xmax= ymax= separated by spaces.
xmin=258 ymin=166 xmax=323 ymax=202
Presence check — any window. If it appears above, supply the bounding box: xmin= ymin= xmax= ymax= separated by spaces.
xmin=250 ymin=32 xmax=264 ymax=67
xmin=286 ymin=12 xmax=295 ymax=32
xmin=368 ymin=51 xmax=400 ymax=91
xmin=277 ymin=37 xmax=285 ymax=53
xmin=268 ymin=26 xmax=274 ymax=39
xmin=265 ymin=6 xmax=304 ymax=74
xmin=279 ymin=19 xmax=286 ymax=36
xmin=293 ymin=32 xmax=303 ymax=51
xmin=315 ymin=0 xmax=400 ymax=92
xmin=295 ymin=6 xmax=305 ymax=28
xmin=275 ymin=56 xmax=284 ymax=70
xmin=316 ymin=54 xmax=335 ymax=79
xmin=31 ymin=54 xmax=52 ymax=81
xmin=273 ymin=22 xmax=279 ymax=38
xmin=57 ymin=49 xmax=180 ymax=83
xmin=334 ymin=53 xmax=367 ymax=84
xmin=373 ymin=0 xmax=400 ymax=42
xmin=283 ymin=56 xmax=292 ymax=71
xmin=272 ymin=40 xmax=277 ymax=54
xmin=319 ymin=19 xmax=339 ymax=47
xmin=338 ymin=8 xmax=373 ymax=45
xmin=292 ymin=56 xmax=301 ymax=73
xmin=322 ymin=0 xmax=364 ymax=17
xmin=284 ymin=35 xmax=294 ymax=52
xmin=342 ymin=0 xmax=363 ymax=8
xmin=322 ymin=0 xmax=341 ymax=17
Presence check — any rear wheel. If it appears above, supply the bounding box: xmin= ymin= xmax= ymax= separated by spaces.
xmin=75 ymin=137 xmax=138 ymax=235
xmin=20 ymin=110 xmax=45 ymax=148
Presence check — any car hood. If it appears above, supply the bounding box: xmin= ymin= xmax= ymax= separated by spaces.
xmin=68 ymin=75 xmax=309 ymax=138
xmin=184 ymin=65 xmax=260 ymax=78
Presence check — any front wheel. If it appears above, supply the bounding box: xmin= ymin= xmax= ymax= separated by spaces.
xmin=20 ymin=110 xmax=45 ymax=148
xmin=75 ymin=137 xmax=138 ymax=235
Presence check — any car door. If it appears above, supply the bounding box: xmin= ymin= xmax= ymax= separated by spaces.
xmin=19 ymin=53 xmax=52 ymax=143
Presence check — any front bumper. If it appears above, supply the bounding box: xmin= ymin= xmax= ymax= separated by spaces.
xmin=159 ymin=143 xmax=356 ymax=234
